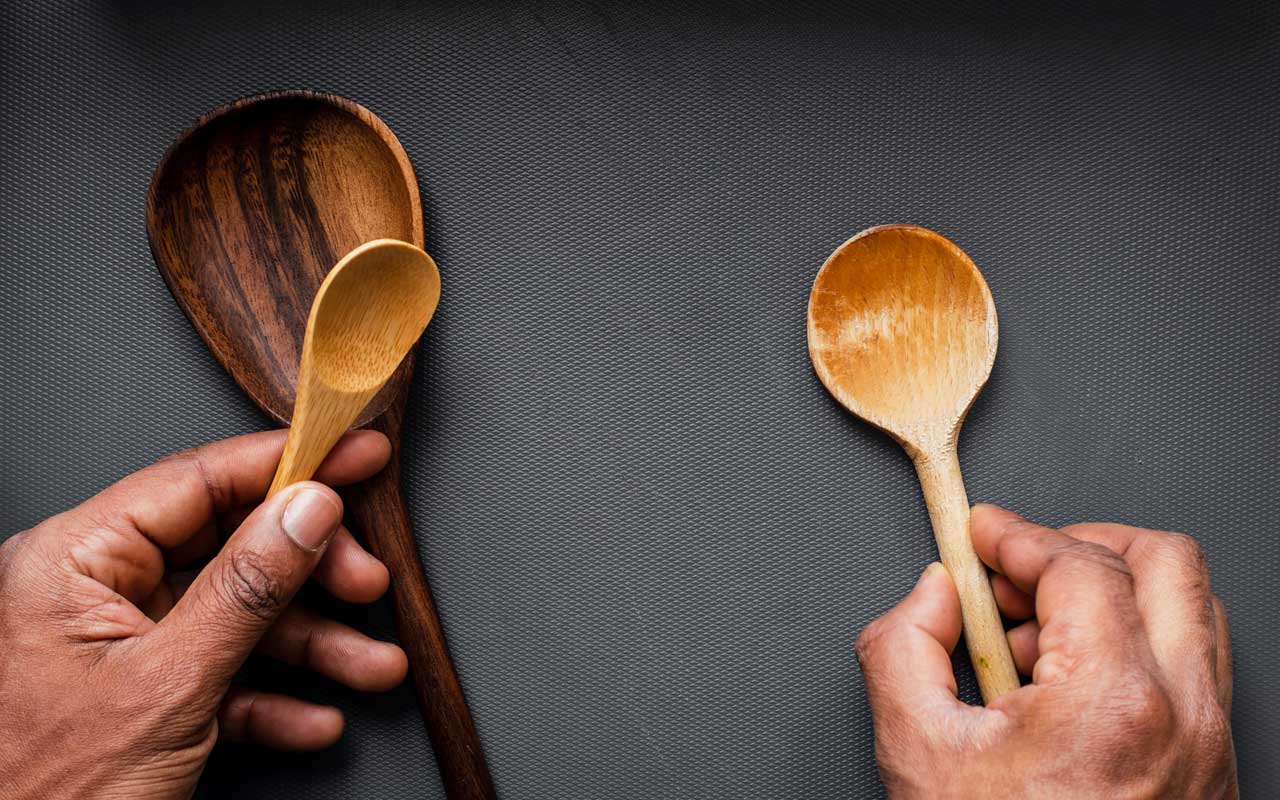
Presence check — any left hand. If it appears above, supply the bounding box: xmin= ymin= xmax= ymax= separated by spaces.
xmin=0 ymin=429 xmax=408 ymax=799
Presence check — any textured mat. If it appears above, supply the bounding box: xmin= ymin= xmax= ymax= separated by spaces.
xmin=2 ymin=1 xmax=1278 ymax=797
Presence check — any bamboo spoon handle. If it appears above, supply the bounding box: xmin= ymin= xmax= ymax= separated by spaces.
xmin=266 ymin=386 xmax=379 ymax=498
xmin=344 ymin=407 xmax=496 ymax=800
xmin=268 ymin=398 xmax=495 ymax=797
xmin=912 ymin=445 xmax=1020 ymax=703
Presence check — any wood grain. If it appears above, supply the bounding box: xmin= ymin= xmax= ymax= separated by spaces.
xmin=267 ymin=239 xmax=440 ymax=498
xmin=146 ymin=91 xmax=496 ymax=798
xmin=807 ymin=224 xmax=1020 ymax=703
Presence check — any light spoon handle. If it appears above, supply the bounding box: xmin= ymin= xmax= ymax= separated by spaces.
xmin=912 ymin=445 xmax=1020 ymax=702
xmin=266 ymin=384 xmax=379 ymax=498
xmin=265 ymin=238 xmax=440 ymax=500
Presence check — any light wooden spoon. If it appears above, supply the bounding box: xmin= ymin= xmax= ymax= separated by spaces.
xmin=268 ymin=239 xmax=441 ymax=497
xmin=807 ymin=224 xmax=1019 ymax=703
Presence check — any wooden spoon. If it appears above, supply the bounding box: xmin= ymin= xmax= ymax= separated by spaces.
xmin=146 ymin=91 xmax=495 ymax=798
xmin=806 ymin=224 xmax=1020 ymax=703
xmin=266 ymin=239 xmax=440 ymax=497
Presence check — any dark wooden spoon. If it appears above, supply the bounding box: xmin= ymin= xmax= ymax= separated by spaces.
xmin=146 ymin=91 xmax=494 ymax=799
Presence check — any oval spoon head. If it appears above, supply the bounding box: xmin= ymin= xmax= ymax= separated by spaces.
xmin=305 ymin=239 xmax=441 ymax=396
xmin=806 ymin=225 xmax=998 ymax=454
xmin=265 ymin=238 xmax=439 ymax=495
xmin=146 ymin=91 xmax=423 ymax=426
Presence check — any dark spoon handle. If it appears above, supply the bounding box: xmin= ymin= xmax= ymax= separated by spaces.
xmin=344 ymin=403 xmax=497 ymax=800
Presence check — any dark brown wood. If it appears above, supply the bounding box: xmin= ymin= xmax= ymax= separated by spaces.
xmin=146 ymin=91 xmax=495 ymax=799
xmin=344 ymin=401 xmax=494 ymax=798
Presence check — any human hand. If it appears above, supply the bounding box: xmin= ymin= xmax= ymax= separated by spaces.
xmin=0 ymin=430 xmax=409 ymax=799
xmin=856 ymin=504 xmax=1236 ymax=799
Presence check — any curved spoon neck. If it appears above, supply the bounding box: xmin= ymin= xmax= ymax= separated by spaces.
xmin=910 ymin=444 xmax=963 ymax=485
xmin=903 ymin=429 xmax=961 ymax=467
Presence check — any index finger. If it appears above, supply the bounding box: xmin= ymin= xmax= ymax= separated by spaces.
xmin=1061 ymin=522 xmax=1221 ymax=698
xmin=969 ymin=504 xmax=1152 ymax=684
xmin=66 ymin=429 xmax=390 ymax=549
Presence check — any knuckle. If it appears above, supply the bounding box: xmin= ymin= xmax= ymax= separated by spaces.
xmin=1110 ymin=674 xmax=1174 ymax=737
xmin=997 ymin=518 xmax=1052 ymax=546
xmin=1004 ymin=518 xmax=1046 ymax=535
xmin=1132 ymin=678 xmax=1172 ymax=726
xmin=994 ymin=519 xmax=1053 ymax=561
xmin=1160 ymin=531 xmax=1208 ymax=573
xmin=855 ymin=616 xmax=890 ymax=666
xmin=1045 ymin=540 xmax=1132 ymax=583
xmin=219 ymin=550 xmax=285 ymax=621
xmin=161 ymin=446 xmax=229 ymax=510
xmin=1 ymin=526 xmax=72 ymax=606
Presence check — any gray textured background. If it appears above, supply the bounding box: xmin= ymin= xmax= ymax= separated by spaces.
xmin=2 ymin=1 xmax=1278 ymax=797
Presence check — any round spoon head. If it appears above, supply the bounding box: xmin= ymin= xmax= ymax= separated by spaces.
xmin=146 ymin=91 xmax=423 ymax=426
xmin=304 ymin=239 xmax=440 ymax=395
xmin=806 ymin=225 xmax=998 ymax=454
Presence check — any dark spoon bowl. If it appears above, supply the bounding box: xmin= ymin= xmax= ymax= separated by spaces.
xmin=147 ymin=91 xmax=494 ymax=800
xmin=147 ymin=91 xmax=419 ymax=426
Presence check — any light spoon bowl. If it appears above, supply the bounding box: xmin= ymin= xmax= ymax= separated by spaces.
xmin=267 ymin=239 xmax=440 ymax=496
xmin=807 ymin=224 xmax=1020 ymax=703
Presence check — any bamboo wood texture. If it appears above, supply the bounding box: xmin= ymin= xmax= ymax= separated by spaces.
xmin=265 ymin=239 xmax=440 ymax=498
xmin=806 ymin=224 xmax=1020 ymax=703
xmin=146 ymin=91 xmax=496 ymax=798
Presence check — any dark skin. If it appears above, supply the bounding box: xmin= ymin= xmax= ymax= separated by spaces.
xmin=0 ymin=432 xmax=1238 ymax=797
xmin=0 ymin=430 xmax=405 ymax=798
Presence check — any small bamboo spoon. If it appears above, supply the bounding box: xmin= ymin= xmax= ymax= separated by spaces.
xmin=267 ymin=239 xmax=440 ymax=497
xmin=807 ymin=224 xmax=1020 ymax=703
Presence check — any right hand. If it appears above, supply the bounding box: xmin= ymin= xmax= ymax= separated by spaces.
xmin=855 ymin=503 xmax=1236 ymax=798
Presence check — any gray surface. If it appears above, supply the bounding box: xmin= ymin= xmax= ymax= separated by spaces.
xmin=2 ymin=1 xmax=1278 ymax=797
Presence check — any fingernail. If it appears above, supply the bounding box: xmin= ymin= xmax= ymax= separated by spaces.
xmin=282 ymin=488 xmax=342 ymax=551
xmin=919 ymin=562 xmax=945 ymax=584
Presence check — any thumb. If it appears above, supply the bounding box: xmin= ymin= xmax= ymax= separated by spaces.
xmin=856 ymin=563 xmax=967 ymax=721
xmin=153 ymin=482 xmax=343 ymax=691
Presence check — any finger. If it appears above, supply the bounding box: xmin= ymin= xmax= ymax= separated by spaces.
xmin=970 ymin=504 xmax=1148 ymax=683
xmin=1212 ymin=595 xmax=1233 ymax=714
xmin=312 ymin=528 xmax=391 ymax=604
xmin=218 ymin=688 xmax=344 ymax=750
xmin=89 ymin=429 xmax=389 ymax=548
xmin=149 ymin=482 xmax=344 ymax=690
xmin=1061 ymin=523 xmax=1218 ymax=691
xmin=991 ymin=573 xmax=1035 ymax=620
xmin=257 ymin=605 xmax=407 ymax=691
xmin=856 ymin=563 xmax=970 ymax=720
xmin=165 ymin=525 xmax=388 ymax=607
xmin=1006 ymin=620 xmax=1040 ymax=676
xmin=44 ymin=431 xmax=390 ymax=604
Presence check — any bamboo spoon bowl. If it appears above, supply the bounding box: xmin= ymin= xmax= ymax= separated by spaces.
xmin=807 ymin=224 xmax=1020 ymax=703
xmin=267 ymin=239 xmax=440 ymax=497
xmin=146 ymin=91 xmax=495 ymax=798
